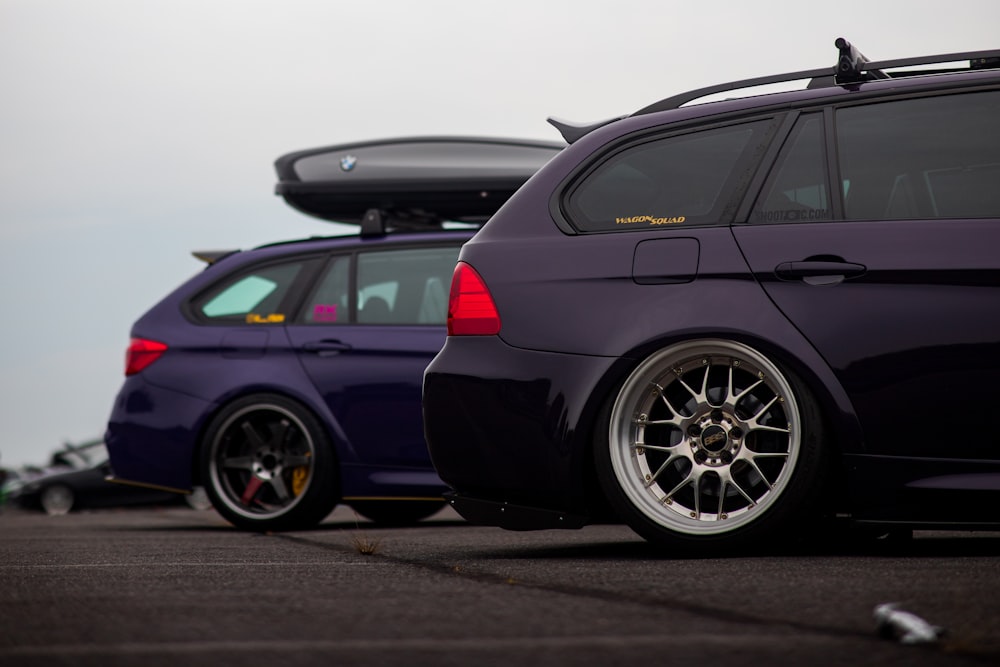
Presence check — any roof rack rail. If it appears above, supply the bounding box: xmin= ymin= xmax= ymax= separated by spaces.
xmin=633 ymin=39 xmax=1000 ymax=116
xmin=630 ymin=63 xmax=835 ymax=116
xmin=552 ymin=39 xmax=1000 ymax=142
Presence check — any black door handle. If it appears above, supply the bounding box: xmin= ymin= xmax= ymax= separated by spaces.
xmin=302 ymin=340 xmax=353 ymax=356
xmin=775 ymin=260 xmax=866 ymax=285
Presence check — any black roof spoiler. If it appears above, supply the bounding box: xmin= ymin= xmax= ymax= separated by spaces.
xmin=552 ymin=38 xmax=1000 ymax=143
xmin=192 ymin=250 xmax=239 ymax=265
xmin=547 ymin=116 xmax=625 ymax=144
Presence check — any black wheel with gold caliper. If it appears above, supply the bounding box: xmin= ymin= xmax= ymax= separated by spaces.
xmin=201 ymin=394 xmax=339 ymax=531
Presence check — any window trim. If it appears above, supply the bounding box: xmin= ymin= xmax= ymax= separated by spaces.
xmin=291 ymin=252 xmax=354 ymax=325
xmin=742 ymin=110 xmax=837 ymax=226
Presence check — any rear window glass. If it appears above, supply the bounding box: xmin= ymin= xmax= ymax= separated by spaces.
xmin=565 ymin=120 xmax=773 ymax=232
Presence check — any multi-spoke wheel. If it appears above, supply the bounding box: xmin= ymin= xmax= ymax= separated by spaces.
xmin=201 ymin=394 xmax=339 ymax=531
xmin=596 ymin=339 xmax=827 ymax=553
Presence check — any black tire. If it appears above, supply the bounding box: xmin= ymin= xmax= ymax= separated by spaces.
xmin=200 ymin=394 xmax=339 ymax=531
xmin=594 ymin=339 xmax=829 ymax=555
xmin=350 ymin=500 xmax=447 ymax=526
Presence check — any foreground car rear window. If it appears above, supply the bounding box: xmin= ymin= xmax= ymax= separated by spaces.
xmin=564 ymin=119 xmax=774 ymax=232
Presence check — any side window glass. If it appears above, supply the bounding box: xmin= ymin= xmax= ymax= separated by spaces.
xmin=356 ymin=246 xmax=461 ymax=325
xmin=751 ymin=114 xmax=832 ymax=223
xmin=565 ymin=120 xmax=773 ymax=231
xmin=837 ymin=91 xmax=1000 ymax=220
xmin=195 ymin=260 xmax=306 ymax=323
xmin=301 ymin=256 xmax=350 ymax=324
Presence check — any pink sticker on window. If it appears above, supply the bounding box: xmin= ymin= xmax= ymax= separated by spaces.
xmin=313 ymin=304 xmax=338 ymax=322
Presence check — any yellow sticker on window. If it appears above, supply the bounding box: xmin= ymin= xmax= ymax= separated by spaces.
xmin=246 ymin=313 xmax=285 ymax=324
xmin=615 ymin=215 xmax=686 ymax=225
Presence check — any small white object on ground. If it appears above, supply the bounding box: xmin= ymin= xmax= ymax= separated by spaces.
xmin=874 ymin=603 xmax=945 ymax=644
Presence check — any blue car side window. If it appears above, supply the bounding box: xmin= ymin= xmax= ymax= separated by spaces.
xmin=195 ymin=261 xmax=305 ymax=322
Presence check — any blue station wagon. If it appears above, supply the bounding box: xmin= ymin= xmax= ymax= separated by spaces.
xmin=105 ymin=136 xmax=562 ymax=530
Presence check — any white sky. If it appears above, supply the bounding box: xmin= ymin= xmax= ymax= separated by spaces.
xmin=1 ymin=0 xmax=997 ymax=469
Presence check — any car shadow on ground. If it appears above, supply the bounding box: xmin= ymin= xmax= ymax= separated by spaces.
xmin=455 ymin=532 xmax=1000 ymax=561
xmin=96 ymin=507 xmax=1000 ymax=560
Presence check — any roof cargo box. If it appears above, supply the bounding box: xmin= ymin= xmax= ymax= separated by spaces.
xmin=274 ymin=136 xmax=563 ymax=230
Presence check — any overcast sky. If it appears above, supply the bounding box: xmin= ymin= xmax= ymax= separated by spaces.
xmin=1 ymin=0 xmax=997 ymax=469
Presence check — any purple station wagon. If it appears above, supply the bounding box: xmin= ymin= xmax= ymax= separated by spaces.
xmin=423 ymin=40 xmax=1000 ymax=553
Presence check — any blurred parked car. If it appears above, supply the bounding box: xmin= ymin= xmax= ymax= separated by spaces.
xmin=423 ymin=41 xmax=1000 ymax=553
xmin=105 ymin=136 xmax=562 ymax=531
xmin=4 ymin=439 xmax=206 ymax=515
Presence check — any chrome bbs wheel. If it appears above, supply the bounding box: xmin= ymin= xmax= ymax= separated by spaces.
xmin=599 ymin=340 xmax=824 ymax=549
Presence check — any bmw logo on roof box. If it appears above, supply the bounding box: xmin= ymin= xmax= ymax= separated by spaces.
xmin=340 ymin=154 xmax=357 ymax=172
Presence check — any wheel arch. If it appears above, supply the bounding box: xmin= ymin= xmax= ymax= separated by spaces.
xmin=617 ymin=328 xmax=861 ymax=453
xmin=581 ymin=326 xmax=863 ymax=519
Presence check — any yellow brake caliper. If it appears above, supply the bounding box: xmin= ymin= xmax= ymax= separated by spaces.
xmin=291 ymin=459 xmax=310 ymax=497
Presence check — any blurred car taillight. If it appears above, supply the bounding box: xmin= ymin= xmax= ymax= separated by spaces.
xmin=447 ymin=262 xmax=500 ymax=336
xmin=125 ymin=338 xmax=168 ymax=376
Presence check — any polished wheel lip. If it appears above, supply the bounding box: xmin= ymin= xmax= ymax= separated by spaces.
xmin=608 ymin=340 xmax=800 ymax=536
xmin=208 ymin=403 xmax=314 ymax=522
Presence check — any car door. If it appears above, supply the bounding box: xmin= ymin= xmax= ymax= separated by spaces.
xmin=733 ymin=93 xmax=1000 ymax=461
xmin=284 ymin=243 xmax=461 ymax=468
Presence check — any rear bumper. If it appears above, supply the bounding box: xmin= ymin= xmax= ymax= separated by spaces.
xmin=445 ymin=492 xmax=589 ymax=530
xmin=105 ymin=376 xmax=215 ymax=492
xmin=423 ymin=336 xmax=629 ymax=523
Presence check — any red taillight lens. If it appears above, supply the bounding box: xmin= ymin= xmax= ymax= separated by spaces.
xmin=447 ymin=262 xmax=500 ymax=336
xmin=125 ymin=337 xmax=168 ymax=376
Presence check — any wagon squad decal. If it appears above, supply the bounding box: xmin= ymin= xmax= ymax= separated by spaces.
xmin=615 ymin=215 xmax=686 ymax=226
xmin=246 ymin=313 xmax=286 ymax=324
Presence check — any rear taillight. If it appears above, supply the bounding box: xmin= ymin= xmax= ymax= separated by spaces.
xmin=447 ymin=262 xmax=500 ymax=336
xmin=125 ymin=337 xmax=168 ymax=376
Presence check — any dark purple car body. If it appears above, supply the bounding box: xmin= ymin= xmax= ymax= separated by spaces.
xmin=106 ymin=231 xmax=472 ymax=527
xmin=423 ymin=42 xmax=1000 ymax=552
xmin=105 ymin=136 xmax=562 ymax=530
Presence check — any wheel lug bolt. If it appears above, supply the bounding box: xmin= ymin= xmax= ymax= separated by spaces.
xmin=730 ymin=427 xmax=743 ymax=439
xmin=694 ymin=451 xmax=708 ymax=464
xmin=721 ymin=451 xmax=733 ymax=464
xmin=688 ymin=424 xmax=702 ymax=437
xmin=711 ymin=409 xmax=724 ymax=422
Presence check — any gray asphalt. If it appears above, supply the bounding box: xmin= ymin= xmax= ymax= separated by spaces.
xmin=1 ymin=504 xmax=998 ymax=666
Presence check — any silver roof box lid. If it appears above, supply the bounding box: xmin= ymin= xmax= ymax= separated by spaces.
xmin=274 ymin=136 xmax=563 ymax=229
